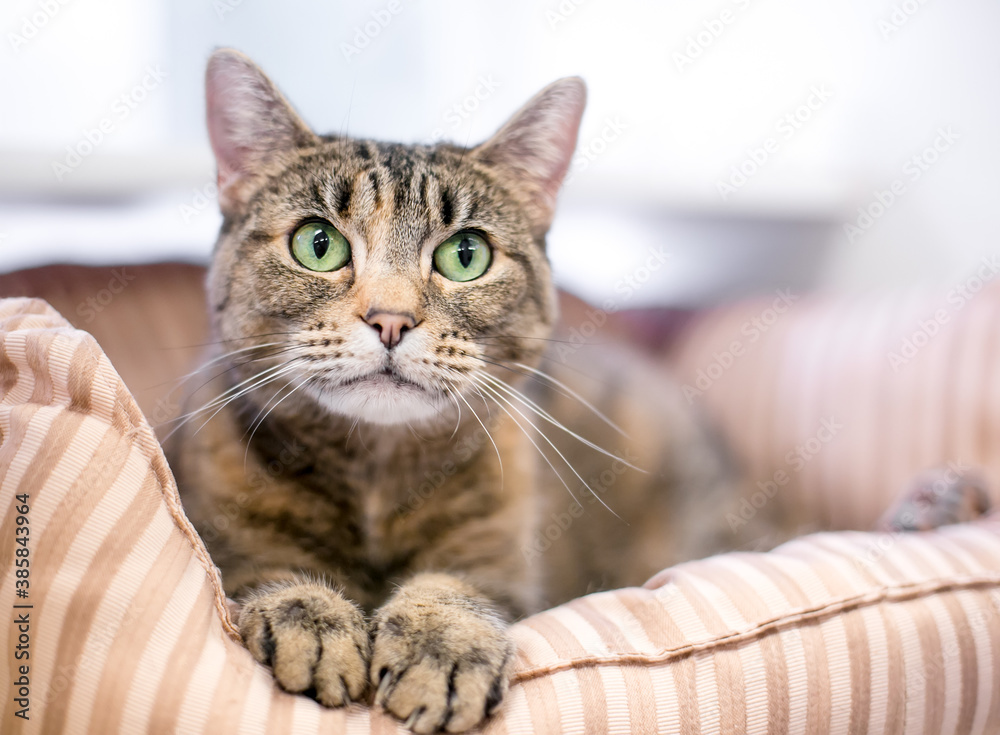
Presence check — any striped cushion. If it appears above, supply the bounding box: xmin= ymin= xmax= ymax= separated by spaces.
xmin=668 ymin=281 xmax=1000 ymax=533
xmin=4 ymin=296 xmax=1000 ymax=734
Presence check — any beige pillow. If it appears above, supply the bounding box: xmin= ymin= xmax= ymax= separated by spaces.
xmin=3 ymin=296 xmax=1000 ymax=734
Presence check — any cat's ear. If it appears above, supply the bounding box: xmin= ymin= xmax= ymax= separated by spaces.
xmin=206 ymin=49 xmax=318 ymax=216
xmin=474 ymin=77 xmax=586 ymax=237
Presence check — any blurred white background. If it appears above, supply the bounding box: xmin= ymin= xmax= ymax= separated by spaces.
xmin=1 ymin=0 xmax=998 ymax=306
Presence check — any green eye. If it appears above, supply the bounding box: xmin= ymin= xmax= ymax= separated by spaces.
xmin=290 ymin=221 xmax=351 ymax=272
xmin=433 ymin=232 xmax=491 ymax=282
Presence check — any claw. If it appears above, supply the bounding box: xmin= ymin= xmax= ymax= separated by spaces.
xmin=375 ymin=667 xmax=393 ymax=706
xmin=405 ymin=706 xmax=426 ymax=731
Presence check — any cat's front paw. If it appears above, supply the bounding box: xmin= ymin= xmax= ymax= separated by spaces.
xmin=371 ymin=574 xmax=514 ymax=734
xmin=239 ymin=581 xmax=370 ymax=707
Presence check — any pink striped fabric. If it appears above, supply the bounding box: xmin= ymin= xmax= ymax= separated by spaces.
xmin=669 ymin=281 xmax=1000 ymax=532
xmin=3 ymin=296 xmax=1000 ymax=734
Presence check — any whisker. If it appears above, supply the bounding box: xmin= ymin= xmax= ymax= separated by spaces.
xmin=467 ymin=354 xmax=627 ymax=438
xmin=513 ymin=361 xmax=628 ymax=438
xmin=143 ymin=342 xmax=292 ymax=394
xmin=471 ymin=378 xmax=587 ymax=510
xmin=473 ymin=376 xmax=622 ymax=519
xmin=469 ymin=381 xmax=493 ymax=420
xmin=167 ymin=358 xmax=301 ymax=423
xmin=159 ymin=358 xmax=305 ymax=441
xmin=444 ymin=386 xmax=463 ymax=441
xmin=468 ymin=335 xmax=596 ymax=345
xmin=160 ymin=346 xmax=307 ymax=426
xmin=452 ymin=388 xmax=504 ymax=486
xmin=244 ymin=375 xmax=313 ymax=469
xmin=479 ymin=372 xmax=642 ymax=472
xmin=190 ymin=362 xmax=304 ymax=439
xmin=162 ymin=330 xmax=303 ymax=350
xmin=346 ymin=416 xmax=362 ymax=445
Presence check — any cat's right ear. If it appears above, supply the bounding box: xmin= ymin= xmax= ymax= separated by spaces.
xmin=206 ymin=49 xmax=318 ymax=216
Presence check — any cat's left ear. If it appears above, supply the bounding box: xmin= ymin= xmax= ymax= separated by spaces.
xmin=473 ymin=77 xmax=586 ymax=238
xmin=206 ymin=49 xmax=319 ymax=216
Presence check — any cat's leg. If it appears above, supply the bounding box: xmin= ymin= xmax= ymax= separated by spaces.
xmin=238 ymin=576 xmax=370 ymax=707
xmin=370 ymin=573 xmax=514 ymax=734
xmin=877 ymin=464 xmax=992 ymax=532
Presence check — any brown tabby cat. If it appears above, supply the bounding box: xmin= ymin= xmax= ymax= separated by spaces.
xmin=168 ymin=49 xmax=785 ymax=733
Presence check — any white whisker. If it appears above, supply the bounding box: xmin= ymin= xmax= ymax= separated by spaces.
xmin=156 ymin=341 xmax=293 ymax=404
xmin=479 ymin=372 xmax=642 ymax=472
xmin=244 ymin=375 xmax=313 ymax=468
xmin=471 ymin=378 xmax=585 ymax=508
xmin=513 ymin=362 xmax=628 ymax=438
xmin=190 ymin=362 xmax=304 ymax=438
xmin=161 ymin=358 xmax=305 ymax=441
xmin=473 ymin=376 xmax=622 ymax=519
xmin=453 ymin=388 xmax=504 ymax=486
xmin=444 ymin=386 xmax=463 ymax=440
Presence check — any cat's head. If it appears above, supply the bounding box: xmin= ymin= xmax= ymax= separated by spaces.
xmin=205 ymin=49 xmax=585 ymax=427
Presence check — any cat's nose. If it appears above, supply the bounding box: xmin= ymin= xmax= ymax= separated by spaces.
xmin=364 ymin=310 xmax=417 ymax=349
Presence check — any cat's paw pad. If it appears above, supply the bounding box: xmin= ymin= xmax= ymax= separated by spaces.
xmin=371 ymin=585 xmax=513 ymax=733
xmin=239 ymin=582 xmax=370 ymax=707
xmin=878 ymin=465 xmax=992 ymax=532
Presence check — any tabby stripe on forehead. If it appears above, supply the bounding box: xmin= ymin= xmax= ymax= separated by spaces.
xmin=355 ymin=141 xmax=373 ymax=161
xmin=393 ymin=175 xmax=409 ymax=215
xmin=439 ymin=186 xmax=456 ymax=227
xmin=311 ymin=181 xmax=328 ymax=212
xmin=418 ymin=172 xmax=429 ymax=209
xmin=467 ymin=191 xmax=482 ymax=220
xmin=368 ymin=170 xmax=382 ymax=208
xmin=336 ymin=177 xmax=354 ymax=217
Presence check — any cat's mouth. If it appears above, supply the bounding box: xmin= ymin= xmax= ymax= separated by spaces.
xmin=339 ymin=367 xmax=425 ymax=391
xmin=307 ymin=364 xmax=449 ymax=425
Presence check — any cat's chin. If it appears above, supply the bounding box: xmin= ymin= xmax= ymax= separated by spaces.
xmin=308 ymin=380 xmax=450 ymax=427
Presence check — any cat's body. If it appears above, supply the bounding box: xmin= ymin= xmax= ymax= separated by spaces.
xmin=173 ymin=332 xmax=747 ymax=611
xmin=169 ymin=50 xmax=785 ymax=733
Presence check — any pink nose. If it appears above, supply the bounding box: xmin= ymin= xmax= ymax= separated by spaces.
xmin=364 ymin=310 xmax=416 ymax=348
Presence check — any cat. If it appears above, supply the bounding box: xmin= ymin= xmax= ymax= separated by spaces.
xmin=167 ymin=48 xmax=789 ymax=733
